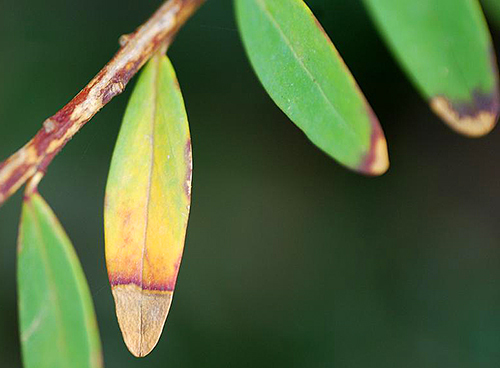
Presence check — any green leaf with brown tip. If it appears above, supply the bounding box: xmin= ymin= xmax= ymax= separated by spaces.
xmin=17 ymin=192 xmax=103 ymax=368
xmin=363 ymin=0 xmax=500 ymax=137
xmin=235 ymin=0 xmax=389 ymax=175
xmin=105 ymin=53 xmax=192 ymax=357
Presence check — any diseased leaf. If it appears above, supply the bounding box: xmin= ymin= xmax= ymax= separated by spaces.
xmin=104 ymin=54 xmax=192 ymax=357
xmin=17 ymin=192 xmax=103 ymax=368
xmin=363 ymin=0 xmax=500 ymax=137
xmin=235 ymin=0 xmax=389 ymax=175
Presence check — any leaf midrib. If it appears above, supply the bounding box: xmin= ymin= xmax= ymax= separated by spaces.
xmin=138 ymin=54 xmax=161 ymax=355
xmin=255 ymin=0 xmax=359 ymax=141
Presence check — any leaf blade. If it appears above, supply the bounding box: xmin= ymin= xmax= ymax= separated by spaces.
xmin=17 ymin=192 xmax=103 ymax=368
xmin=104 ymin=54 xmax=192 ymax=357
xmin=235 ymin=0 xmax=389 ymax=175
xmin=363 ymin=0 xmax=500 ymax=136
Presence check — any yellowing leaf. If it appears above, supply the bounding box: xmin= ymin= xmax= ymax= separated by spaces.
xmin=104 ymin=54 xmax=192 ymax=357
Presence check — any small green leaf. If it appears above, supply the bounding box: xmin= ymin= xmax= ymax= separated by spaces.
xmin=17 ymin=192 xmax=103 ymax=368
xmin=363 ymin=0 xmax=500 ymax=137
xmin=235 ymin=0 xmax=389 ymax=175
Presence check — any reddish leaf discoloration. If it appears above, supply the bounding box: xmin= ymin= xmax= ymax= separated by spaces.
xmin=358 ymin=108 xmax=389 ymax=176
xmin=431 ymin=86 xmax=499 ymax=137
xmin=109 ymin=277 xmax=176 ymax=292
xmin=448 ymin=89 xmax=500 ymax=120
xmin=184 ymin=138 xmax=192 ymax=199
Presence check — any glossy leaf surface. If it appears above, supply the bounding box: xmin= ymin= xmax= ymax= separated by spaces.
xmin=235 ymin=0 xmax=389 ymax=175
xmin=17 ymin=192 xmax=102 ymax=368
xmin=105 ymin=54 xmax=192 ymax=357
xmin=364 ymin=0 xmax=500 ymax=136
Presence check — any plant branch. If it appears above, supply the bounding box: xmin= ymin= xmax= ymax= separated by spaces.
xmin=0 ymin=0 xmax=205 ymax=207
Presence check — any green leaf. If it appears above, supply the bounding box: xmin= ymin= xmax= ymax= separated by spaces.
xmin=104 ymin=53 xmax=192 ymax=357
xmin=235 ymin=0 xmax=389 ymax=175
xmin=17 ymin=192 xmax=103 ymax=368
xmin=363 ymin=0 xmax=500 ymax=137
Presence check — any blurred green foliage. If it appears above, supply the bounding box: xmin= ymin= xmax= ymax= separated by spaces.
xmin=483 ymin=0 xmax=500 ymax=27
xmin=1 ymin=1 xmax=500 ymax=367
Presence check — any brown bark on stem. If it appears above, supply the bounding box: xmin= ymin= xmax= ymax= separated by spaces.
xmin=0 ymin=0 xmax=205 ymax=207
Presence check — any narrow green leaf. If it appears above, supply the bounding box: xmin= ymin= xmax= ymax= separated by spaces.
xmin=105 ymin=53 xmax=192 ymax=357
xmin=363 ymin=0 xmax=500 ymax=137
xmin=235 ymin=0 xmax=389 ymax=175
xmin=17 ymin=192 xmax=103 ymax=368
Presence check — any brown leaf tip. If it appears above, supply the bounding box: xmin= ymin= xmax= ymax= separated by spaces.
xmin=112 ymin=284 xmax=173 ymax=357
xmin=430 ymin=90 xmax=499 ymax=137
xmin=359 ymin=112 xmax=389 ymax=176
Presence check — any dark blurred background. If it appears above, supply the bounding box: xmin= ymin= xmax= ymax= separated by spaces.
xmin=1 ymin=0 xmax=500 ymax=367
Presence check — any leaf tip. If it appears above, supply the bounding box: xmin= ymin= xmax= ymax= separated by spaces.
xmin=112 ymin=284 xmax=173 ymax=357
xmin=430 ymin=92 xmax=499 ymax=137
xmin=358 ymin=117 xmax=389 ymax=176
